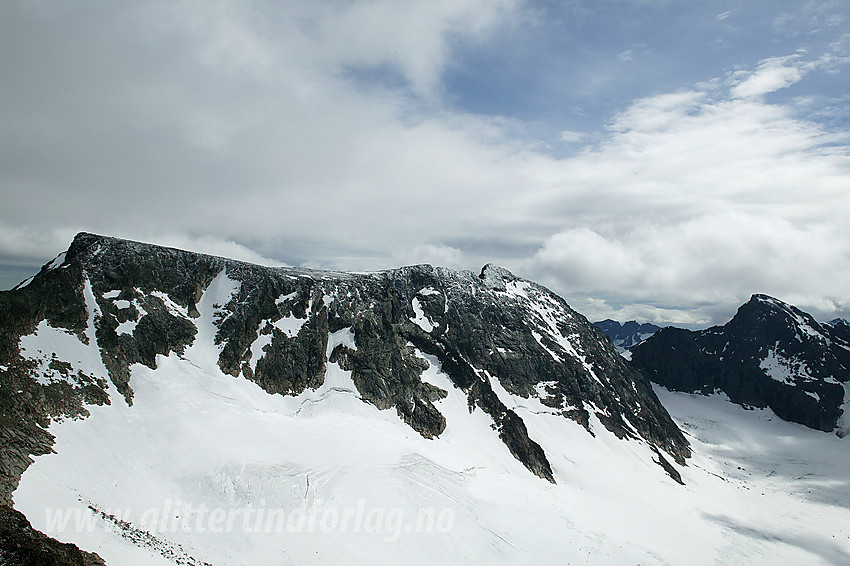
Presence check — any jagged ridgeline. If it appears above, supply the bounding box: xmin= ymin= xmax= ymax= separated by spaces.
xmin=631 ymin=294 xmax=850 ymax=435
xmin=0 ymin=233 xmax=689 ymax=501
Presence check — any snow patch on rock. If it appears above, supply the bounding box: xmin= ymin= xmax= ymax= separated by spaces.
xmin=837 ymin=382 xmax=850 ymax=438
xmin=759 ymin=348 xmax=812 ymax=385
xmin=410 ymin=297 xmax=435 ymax=332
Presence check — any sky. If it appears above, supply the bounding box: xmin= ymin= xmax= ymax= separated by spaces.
xmin=1 ymin=0 xmax=849 ymax=327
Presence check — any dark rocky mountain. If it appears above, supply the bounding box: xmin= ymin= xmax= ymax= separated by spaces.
xmin=594 ymin=319 xmax=661 ymax=355
xmin=0 ymin=233 xmax=691 ymax=561
xmin=825 ymin=318 xmax=850 ymax=343
xmin=631 ymin=294 xmax=850 ymax=436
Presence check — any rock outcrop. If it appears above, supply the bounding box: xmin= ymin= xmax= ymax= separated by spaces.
xmin=0 ymin=506 xmax=105 ymax=566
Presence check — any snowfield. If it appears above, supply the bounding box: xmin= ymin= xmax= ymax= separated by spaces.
xmin=10 ymin=276 xmax=850 ymax=565
xmin=14 ymin=371 xmax=850 ymax=565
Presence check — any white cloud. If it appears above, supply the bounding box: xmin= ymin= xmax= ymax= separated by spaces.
xmin=157 ymin=0 xmax=519 ymax=101
xmin=730 ymin=56 xmax=805 ymax=98
xmin=396 ymin=244 xmax=468 ymax=270
xmin=559 ymin=130 xmax=586 ymax=143
xmin=0 ymin=1 xmax=526 ymax=262
xmin=141 ymin=234 xmax=286 ymax=267
xmin=512 ymin=86 xmax=849 ymax=248
xmin=309 ymin=0 xmax=519 ymax=99
xmin=0 ymin=224 xmax=81 ymax=261
xmin=167 ymin=0 xmax=278 ymax=80
xmin=0 ymin=224 xmax=284 ymax=270
xmin=574 ymin=298 xmax=712 ymax=328
xmin=526 ymin=214 xmax=850 ymax=325
xmin=2 ymin=2 xmax=849 ymax=324
xmin=512 ymin=57 xmax=850 ymax=324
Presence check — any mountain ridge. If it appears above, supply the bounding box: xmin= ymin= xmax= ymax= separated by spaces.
xmin=1 ymin=232 xmax=690 ymax=508
xmin=5 ymin=235 xmax=850 ymax=565
xmin=631 ymin=293 xmax=850 ymax=435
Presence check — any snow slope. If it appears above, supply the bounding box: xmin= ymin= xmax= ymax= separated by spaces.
xmin=11 ymin=281 xmax=850 ymax=565
xmin=655 ymin=387 xmax=850 ymax=565
xmin=6 ymin=238 xmax=848 ymax=565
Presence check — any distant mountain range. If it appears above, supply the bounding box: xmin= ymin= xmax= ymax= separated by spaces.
xmin=593 ymin=319 xmax=661 ymax=357
xmin=630 ymin=295 xmax=850 ymax=436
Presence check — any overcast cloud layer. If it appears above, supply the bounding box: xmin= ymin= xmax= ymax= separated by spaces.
xmin=2 ymin=0 xmax=849 ymax=327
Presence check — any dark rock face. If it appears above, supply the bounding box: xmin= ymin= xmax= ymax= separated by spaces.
xmin=631 ymin=294 xmax=850 ymax=435
xmin=1 ymin=233 xmax=691 ymax=500
xmin=825 ymin=318 xmax=850 ymax=345
xmin=594 ymin=320 xmax=661 ymax=353
xmin=0 ymin=253 xmax=111 ymax=506
xmin=0 ymin=506 xmax=105 ymax=565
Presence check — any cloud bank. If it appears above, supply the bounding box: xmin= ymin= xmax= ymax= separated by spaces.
xmin=1 ymin=0 xmax=849 ymax=326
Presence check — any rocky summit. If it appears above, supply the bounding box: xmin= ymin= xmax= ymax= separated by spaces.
xmin=631 ymin=294 xmax=850 ymax=435
xmin=0 ymin=233 xmax=688 ymax=500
